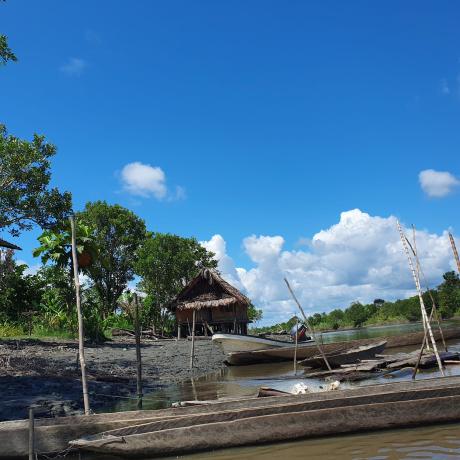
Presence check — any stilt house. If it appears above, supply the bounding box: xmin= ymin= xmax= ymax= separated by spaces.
xmin=173 ymin=268 xmax=251 ymax=338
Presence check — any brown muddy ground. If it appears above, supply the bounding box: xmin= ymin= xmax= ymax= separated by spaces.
xmin=0 ymin=337 xmax=225 ymax=421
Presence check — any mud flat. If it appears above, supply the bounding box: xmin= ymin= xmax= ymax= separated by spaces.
xmin=0 ymin=338 xmax=225 ymax=421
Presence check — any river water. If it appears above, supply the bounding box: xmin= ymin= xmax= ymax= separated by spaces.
xmin=89 ymin=322 xmax=460 ymax=459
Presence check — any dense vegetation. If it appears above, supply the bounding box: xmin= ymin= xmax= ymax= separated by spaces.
xmin=250 ymin=271 xmax=460 ymax=335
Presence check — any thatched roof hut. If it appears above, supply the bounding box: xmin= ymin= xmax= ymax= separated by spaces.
xmin=0 ymin=238 xmax=21 ymax=251
xmin=173 ymin=268 xmax=251 ymax=337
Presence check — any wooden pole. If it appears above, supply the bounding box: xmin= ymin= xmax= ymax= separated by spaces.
xmin=134 ymin=293 xmax=143 ymax=410
xmin=70 ymin=215 xmax=91 ymax=414
xmin=396 ymin=220 xmax=444 ymax=376
xmin=190 ymin=309 xmax=196 ymax=369
xmin=284 ymin=278 xmax=332 ymax=371
xmin=449 ymin=232 xmax=460 ymax=274
xmin=293 ymin=317 xmax=298 ymax=375
xmin=28 ymin=407 xmax=34 ymax=460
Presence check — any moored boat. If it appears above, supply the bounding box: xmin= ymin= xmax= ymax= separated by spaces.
xmin=70 ymin=376 xmax=460 ymax=457
xmin=299 ymin=341 xmax=387 ymax=368
xmin=212 ymin=333 xmax=315 ymax=354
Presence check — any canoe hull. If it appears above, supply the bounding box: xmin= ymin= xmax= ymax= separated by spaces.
xmin=300 ymin=341 xmax=387 ymax=368
xmin=71 ymin=378 xmax=460 ymax=457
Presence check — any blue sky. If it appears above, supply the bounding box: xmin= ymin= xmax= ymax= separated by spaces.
xmin=2 ymin=1 xmax=460 ymax=323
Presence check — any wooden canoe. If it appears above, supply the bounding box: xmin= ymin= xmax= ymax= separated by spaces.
xmin=226 ymin=327 xmax=460 ymax=365
xmin=299 ymin=341 xmax=387 ymax=368
xmin=4 ymin=375 xmax=460 ymax=458
xmin=71 ymin=376 xmax=460 ymax=456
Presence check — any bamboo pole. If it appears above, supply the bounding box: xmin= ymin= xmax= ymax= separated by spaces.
xmin=412 ymin=306 xmax=436 ymax=379
xmin=134 ymin=293 xmax=143 ymax=410
xmin=293 ymin=317 xmax=298 ymax=375
xmin=410 ymin=226 xmax=430 ymax=352
xmin=284 ymin=278 xmax=332 ymax=371
xmin=449 ymin=232 xmax=460 ymax=274
xmin=70 ymin=215 xmax=91 ymax=414
xmin=28 ymin=408 xmax=34 ymax=460
xmin=407 ymin=227 xmax=447 ymax=352
xmin=396 ymin=220 xmax=444 ymax=376
xmin=190 ymin=310 xmax=196 ymax=369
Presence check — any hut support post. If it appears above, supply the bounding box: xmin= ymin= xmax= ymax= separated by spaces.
xmin=134 ymin=293 xmax=143 ymax=409
xmin=70 ymin=215 xmax=90 ymax=415
xmin=177 ymin=324 xmax=181 ymax=340
xmin=28 ymin=407 xmax=34 ymax=460
xmin=397 ymin=221 xmax=444 ymax=376
xmin=190 ymin=310 xmax=196 ymax=369
xmin=284 ymin=278 xmax=332 ymax=371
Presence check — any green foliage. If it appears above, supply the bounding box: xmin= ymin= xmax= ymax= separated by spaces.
xmin=0 ymin=34 xmax=17 ymax=65
xmin=248 ymin=303 xmax=263 ymax=323
xmin=438 ymin=271 xmax=460 ymax=319
xmin=33 ymin=221 xmax=96 ymax=269
xmin=0 ymin=258 xmax=43 ymax=323
xmin=135 ymin=233 xmax=217 ymax=329
xmin=78 ymin=201 xmax=148 ymax=317
xmin=344 ymin=302 xmax=368 ymax=328
xmin=0 ymin=322 xmax=24 ymax=337
xmin=0 ymin=125 xmax=72 ymax=236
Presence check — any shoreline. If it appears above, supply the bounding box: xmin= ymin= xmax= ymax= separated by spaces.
xmin=0 ymin=337 xmax=226 ymax=422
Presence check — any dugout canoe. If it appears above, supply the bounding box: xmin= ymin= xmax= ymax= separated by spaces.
xmin=226 ymin=327 xmax=460 ymax=365
xmin=5 ymin=375 xmax=460 ymax=458
xmin=299 ymin=341 xmax=387 ymax=368
xmin=71 ymin=376 xmax=460 ymax=457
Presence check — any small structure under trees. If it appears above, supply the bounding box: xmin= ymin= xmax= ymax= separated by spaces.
xmin=0 ymin=238 xmax=21 ymax=251
xmin=173 ymin=269 xmax=251 ymax=337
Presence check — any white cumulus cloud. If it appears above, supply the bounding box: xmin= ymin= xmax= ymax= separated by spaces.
xmin=60 ymin=57 xmax=87 ymax=76
xmin=120 ymin=162 xmax=185 ymax=201
xmin=419 ymin=169 xmax=459 ymax=198
xmin=121 ymin=162 xmax=167 ymax=199
xmin=201 ymin=209 xmax=457 ymax=325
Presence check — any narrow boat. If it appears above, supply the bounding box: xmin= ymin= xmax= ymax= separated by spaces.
xmin=299 ymin=341 xmax=387 ymax=368
xmin=211 ymin=333 xmax=315 ymax=354
xmin=70 ymin=376 xmax=460 ymax=457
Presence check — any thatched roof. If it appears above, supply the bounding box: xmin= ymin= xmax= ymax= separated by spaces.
xmin=174 ymin=268 xmax=250 ymax=311
xmin=0 ymin=238 xmax=21 ymax=250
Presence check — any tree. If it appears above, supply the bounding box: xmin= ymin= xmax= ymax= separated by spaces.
xmin=0 ymin=259 xmax=43 ymax=323
xmin=328 ymin=309 xmax=345 ymax=330
xmin=78 ymin=201 xmax=148 ymax=317
xmin=135 ymin=233 xmax=217 ymax=330
xmin=344 ymin=301 xmax=368 ymax=328
xmin=438 ymin=271 xmax=460 ymax=318
xmin=0 ymin=34 xmax=17 ymax=65
xmin=0 ymin=125 xmax=72 ymax=236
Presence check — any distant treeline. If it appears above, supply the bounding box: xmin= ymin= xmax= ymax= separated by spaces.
xmin=250 ymin=271 xmax=460 ymax=334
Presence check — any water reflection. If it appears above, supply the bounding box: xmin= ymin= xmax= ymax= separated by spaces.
xmin=173 ymin=423 xmax=460 ymax=460
xmin=112 ymin=321 xmax=460 ymax=413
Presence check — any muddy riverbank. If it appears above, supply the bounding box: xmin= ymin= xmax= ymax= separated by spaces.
xmin=0 ymin=337 xmax=225 ymax=421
